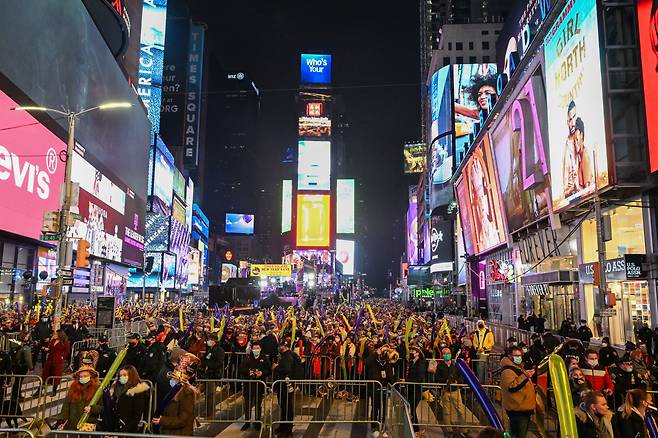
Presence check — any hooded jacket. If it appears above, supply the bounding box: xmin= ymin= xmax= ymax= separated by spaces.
xmin=472 ymin=323 xmax=494 ymax=353
xmin=500 ymin=356 xmax=536 ymax=413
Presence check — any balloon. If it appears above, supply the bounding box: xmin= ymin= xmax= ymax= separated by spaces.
xmin=647 ymin=413 xmax=658 ymax=438
xmin=548 ymin=354 xmax=578 ymax=438
xmin=455 ymin=358 xmax=503 ymax=430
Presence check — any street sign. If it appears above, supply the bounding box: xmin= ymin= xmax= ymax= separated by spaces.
xmin=40 ymin=233 xmax=61 ymax=241
xmin=42 ymin=210 xmax=60 ymax=233
xmin=601 ymin=308 xmax=617 ymax=317
xmin=62 ymin=278 xmax=73 ymax=286
xmin=57 ymin=268 xmax=73 ymax=277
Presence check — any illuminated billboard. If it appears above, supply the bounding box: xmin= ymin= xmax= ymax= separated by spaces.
xmin=544 ymin=0 xmax=608 ymax=212
xmin=407 ymin=188 xmax=419 ymax=265
xmin=173 ymin=168 xmax=185 ymax=200
xmin=225 ymin=213 xmax=255 ymax=235
xmin=300 ymin=54 xmax=332 ymax=84
xmin=150 ymin=136 xmax=174 ymax=216
xmin=298 ymin=140 xmax=331 ymax=191
xmin=453 ymin=64 xmax=498 ymax=160
xmin=281 ymin=180 xmax=292 ymax=233
xmin=138 ymin=0 xmax=168 ymax=133
xmin=169 ymin=215 xmax=189 ymax=288
xmin=145 ymin=212 xmax=169 ymax=251
xmin=638 ymin=0 xmax=658 ymax=172
xmin=490 ymin=71 xmax=551 ymax=233
xmin=296 ymin=194 xmax=331 ymax=248
xmin=221 ymin=263 xmax=237 ymax=283
xmin=188 ymin=248 xmax=200 ymax=285
xmin=403 ymin=142 xmax=427 ymax=174
xmin=455 ymin=136 xmax=506 ymax=255
xmin=299 ymin=116 xmax=331 ymax=137
xmin=430 ymin=66 xmax=453 ymax=143
xmin=336 ymin=179 xmax=355 ymax=234
xmin=161 ymin=252 xmax=176 ymax=288
xmin=0 ymin=90 xmax=65 ymax=240
xmin=336 ymin=239 xmax=355 ymax=276
xmin=306 ymin=102 xmax=324 ymax=117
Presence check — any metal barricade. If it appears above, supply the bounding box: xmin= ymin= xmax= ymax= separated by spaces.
xmin=0 ymin=375 xmax=43 ymax=427
xmin=391 ymin=381 xmax=504 ymax=433
xmin=222 ymin=352 xmax=248 ymax=380
xmin=195 ymin=379 xmax=268 ymax=427
xmin=0 ymin=428 xmax=35 ymax=438
xmin=269 ymin=379 xmax=384 ymax=438
xmin=386 ymin=386 xmax=415 ymax=438
xmin=44 ymin=430 xmax=182 ymax=438
xmin=40 ymin=376 xmax=73 ymax=425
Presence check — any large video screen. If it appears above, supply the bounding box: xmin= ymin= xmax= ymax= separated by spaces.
xmin=281 ymin=180 xmax=292 ymax=233
xmin=300 ymin=54 xmax=332 ymax=84
xmin=0 ymin=90 xmax=66 ymax=240
xmin=138 ymin=0 xmax=168 ymax=133
xmin=638 ymin=0 xmax=658 ymax=172
xmin=161 ymin=252 xmax=176 ymax=289
xmin=455 ymin=136 xmax=506 ymax=255
xmin=145 ymin=212 xmax=169 ymax=252
xmin=336 ymin=239 xmax=355 ymax=276
xmin=544 ymin=0 xmax=608 ymax=212
xmin=453 ymin=64 xmax=498 ymax=161
xmin=127 ymin=251 xmax=162 ymax=288
xmin=296 ymin=194 xmax=331 ymax=248
xmin=336 ymin=179 xmax=355 ymax=234
xmin=407 ymin=189 xmax=419 ymax=265
xmin=490 ymin=72 xmax=551 ymax=233
xmin=151 ymin=137 xmax=174 ymax=216
xmin=403 ymin=142 xmax=427 ymax=174
xmin=298 ymin=140 xmax=331 ymax=191
xmin=430 ymin=66 xmax=453 ymax=144
xmin=225 ymin=213 xmax=255 ymax=235
xmin=169 ymin=215 xmax=189 ymax=287
xmin=299 ymin=116 xmax=331 ymax=138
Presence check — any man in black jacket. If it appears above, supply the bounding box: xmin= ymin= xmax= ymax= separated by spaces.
xmin=239 ymin=342 xmax=271 ymax=431
xmin=577 ymin=320 xmax=593 ymax=346
xmin=201 ymin=333 xmax=225 ymax=418
xmin=406 ymin=346 xmax=426 ymax=432
xmin=140 ymin=331 xmax=166 ymax=384
xmin=528 ymin=334 xmax=547 ymax=369
xmin=365 ymin=344 xmax=396 ymax=437
xmin=436 ymin=347 xmax=468 ymax=429
xmin=95 ymin=335 xmax=117 ymax=377
xmin=272 ymin=340 xmax=300 ymax=438
xmin=598 ymin=337 xmax=618 ymax=368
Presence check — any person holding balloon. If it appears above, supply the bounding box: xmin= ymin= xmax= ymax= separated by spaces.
xmin=500 ymin=346 xmax=536 ymax=438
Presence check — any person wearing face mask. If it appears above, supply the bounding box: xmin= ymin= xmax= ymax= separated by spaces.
xmin=575 ymin=390 xmax=614 ymax=438
xmin=238 ymin=341 xmax=271 ymax=431
xmin=611 ymin=355 xmax=642 ymax=409
xmin=58 ymin=365 xmax=102 ymax=430
xmin=569 ymin=367 xmax=592 ymax=405
xmin=637 ymin=323 xmax=653 ymax=356
xmin=123 ymin=333 xmax=146 ymax=370
xmin=95 ymin=335 xmax=117 ymax=378
xmin=152 ymin=353 xmax=200 ymax=436
xmin=528 ymin=334 xmax=547 ymax=369
xmin=405 ymin=346 xmax=426 ymax=432
xmin=365 ymin=343 xmax=397 ymax=437
xmin=613 ymin=388 xmax=652 ymax=438
xmin=272 ymin=340 xmax=303 ymax=438
xmin=139 ymin=331 xmax=166 ymax=384
xmin=577 ymin=320 xmax=593 ymax=346
xmin=200 ymin=332 xmax=225 ymax=419
xmin=436 ymin=346 xmax=469 ymax=431
xmin=581 ymin=350 xmax=614 ymax=397
xmin=598 ymin=337 xmax=618 ymax=368
xmin=156 ymin=348 xmax=186 ymax=408
xmin=472 ymin=320 xmax=494 ymax=383
xmin=109 ymin=365 xmax=150 ymax=433
xmin=500 ymin=346 xmax=536 ymax=438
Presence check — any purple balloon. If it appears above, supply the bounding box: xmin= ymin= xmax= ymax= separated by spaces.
xmin=455 ymin=358 xmax=503 ymax=430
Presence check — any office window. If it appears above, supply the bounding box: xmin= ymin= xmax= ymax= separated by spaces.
xmin=456 ymin=42 xmax=463 ymax=50
xmin=482 ymin=30 xmax=490 ymax=35
xmin=469 ymin=56 xmax=477 ymax=63
xmin=469 ymin=42 xmax=474 ymax=50
xmin=483 ymin=55 xmax=490 ymax=63
xmin=482 ymin=41 xmax=490 ymax=50
xmin=456 ymin=56 xmax=464 ymax=63
xmin=443 ymin=56 xmax=451 ymax=65
xmin=448 ymin=42 xmax=452 ymax=50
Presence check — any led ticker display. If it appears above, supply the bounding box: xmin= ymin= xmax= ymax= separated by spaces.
xmin=336 ymin=239 xmax=355 ymax=276
xmin=296 ymin=194 xmax=331 ymax=248
xmin=281 ymin=180 xmax=292 ymax=233
xmin=298 ymin=140 xmax=331 ymax=191
xmin=403 ymin=142 xmax=427 ymax=174
xmin=298 ymin=116 xmax=332 ymax=137
xmin=544 ymin=0 xmax=608 ymax=212
xmin=300 ymin=53 xmax=332 ymax=84
xmin=138 ymin=0 xmax=168 ymax=133
xmin=225 ymin=213 xmax=255 ymax=235
xmin=638 ymin=0 xmax=658 ymax=172
xmin=336 ymin=179 xmax=355 ymax=234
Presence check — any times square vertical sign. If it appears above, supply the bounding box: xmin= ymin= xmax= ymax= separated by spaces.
xmin=184 ymin=24 xmax=205 ymax=166
xmin=138 ymin=0 xmax=168 ymax=134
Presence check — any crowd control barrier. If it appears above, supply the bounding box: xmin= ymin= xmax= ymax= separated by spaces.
xmin=0 ymin=375 xmax=43 ymax=427
xmin=0 ymin=428 xmax=35 ymax=438
xmin=195 ymin=378 xmax=269 ymax=427
xmin=44 ymin=430 xmax=182 ymax=438
xmin=386 ymin=386 xmax=415 ymax=438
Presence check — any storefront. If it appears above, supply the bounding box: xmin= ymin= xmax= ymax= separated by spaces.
xmin=0 ymin=236 xmax=39 ymax=304
xmin=520 ymin=266 xmax=580 ymax=331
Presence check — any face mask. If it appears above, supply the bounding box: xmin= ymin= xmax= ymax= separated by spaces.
xmin=587 ymin=359 xmax=598 ymax=367
xmin=207 ymin=340 xmax=213 ymax=347
xmin=253 ymin=350 xmax=261 ymax=358
xmin=169 ymin=379 xmax=178 ymax=387
xmin=478 ymin=324 xmax=484 ymax=329
xmin=512 ymin=356 xmax=523 ymax=365
xmin=119 ymin=376 xmax=128 ymax=385
xmin=443 ymin=354 xmax=452 ymax=361
xmin=79 ymin=377 xmax=90 ymax=385
xmin=622 ymin=366 xmax=633 ymax=373
xmin=601 ymin=343 xmax=608 ymax=347
xmin=511 ymin=342 xmax=518 ymax=346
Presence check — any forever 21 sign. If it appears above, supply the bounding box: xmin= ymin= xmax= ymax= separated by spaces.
xmin=579 ymin=255 xmax=647 ymax=282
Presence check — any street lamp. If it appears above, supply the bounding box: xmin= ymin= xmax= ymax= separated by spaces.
xmin=13 ymin=102 xmax=132 ymax=329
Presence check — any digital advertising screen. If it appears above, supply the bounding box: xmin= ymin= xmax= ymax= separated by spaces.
xmin=295 ymin=194 xmax=331 ymax=248
xmin=138 ymin=0 xmax=168 ymax=133
xmin=225 ymin=213 xmax=255 ymax=235
xmin=403 ymin=142 xmax=427 ymax=174
xmin=298 ymin=140 xmax=331 ymax=191
xmin=407 ymin=188 xmax=419 ymax=265
xmin=336 ymin=179 xmax=355 ymax=234
xmin=300 ymin=53 xmax=332 ymax=84
xmin=455 ymin=177 xmax=475 ymax=255
xmin=281 ymin=180 xmax=293 ymax=233
xmin=122 ymin=188 xmax=146 ymax=268
xmin=172 ymin=197 xmax=186 ymax=227
xmin=127 ymin=251 xmax=162 ymax=288
xmin=336 ymin=239 xmax=355 ymax=276
xmin=430 ymin=217 xmax=454 ymax=266
xmin=151 ymin=138 xmax=174 ymax=216
xmin=192 ymin=203 xmax=209 ymax=240
xmin=423 ymin=222 xmax=431 ymax=264
xmin=185 ymin=179 xmax=194 ymax=232
xmin=455 ymin=136 xmax=506 ymax=255
xmin=0 ymin=90 xmax=66 ymax=240
xmin=71 ymin=152 xmax=126 ymax=215
xmin=188 ymin=248 xmax=200 ymax=285
xmin=305 ymin=102 xmax=324 ymax=117
xmin=173 ymin=168 xmax=185 ymax=200
xmin=169 ymin=215 xmax=189 ymax=287
xmin=430 ymin=135 xmax=455 ymax=209
xmin=453 ymin=64 xmax=498 ymax=160
xmin=430 ymin=66 xmax=453 ymax=143
xmin=298 ymin=116 xmax=332 ymax=137
xmin=544 ymin=0 xmax=608 ymax=212
xmin=638 ymin=0 xmax=658 ymax=172
xmin=490 ymin=72 xmax=551 ymax=233
xmin=145 ymin=212 xmax=169 ymax=252
xmin=161 ymin=252 xmax=176 ymax=288
xmin=221 ymin=263 xmax=238 ymax=283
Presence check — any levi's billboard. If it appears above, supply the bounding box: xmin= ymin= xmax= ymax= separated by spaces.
xmin=0 ymin=90 xmax=65 ymax=240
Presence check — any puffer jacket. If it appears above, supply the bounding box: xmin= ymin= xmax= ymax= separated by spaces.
xmin=472 ymin=327 xmax=494 ymax=353
xmin=499 ymin=356 xmax=536 ymax=413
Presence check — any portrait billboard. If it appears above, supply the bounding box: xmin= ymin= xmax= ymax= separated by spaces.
xmin=225 ymin=213 xmax=255 ymax=235
xmin=300 ymin=54 xmax=332 ymax=84
xmin=403 ymin=142 xmax=427 ymax=174
xmin=298 ymin=140 xmax=331 ymax=191
xmin=0 ymin=90 xmax=65 ymax=240
xmin=638 ymin=0 xmax=658 ymax=172
xmin=336 ymin=239 xmax=355 ymax=276
xmin=138 ymin=0 xmax=168 ymax=133
xmin=544 ymin=0 xmax=609 ymax=211
xmin=188 ymin=248 xmax=200 ymax=285
xmin=298 ymin=116 xmax=331 ymax=138
xmin=407 ymin=189 xmax=419 ymax=265
xmin=295 ymin=194 xmax=331 ymax=248
xmin=455 ymin=136 xmax=506 ymax=255
xmin=430 ymin=135 xmax=454 ymax=209
xmin=336 ymin=179 xmax=355 ymax=234
xmin=490 ymin=71 xmax=551 ymax=233
xmin=282 ymin=180 xmax=293 ymax=233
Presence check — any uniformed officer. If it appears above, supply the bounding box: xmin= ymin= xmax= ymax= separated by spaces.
xmin=140 ymin=331 xmax=166 ymax=384
xmin=201 ymin=332 xmax=225 ymax=418
xmin=123 ymin=332 xmax=146 ymax=371
xmin=96 ymin=335 xmax=117 ymax=377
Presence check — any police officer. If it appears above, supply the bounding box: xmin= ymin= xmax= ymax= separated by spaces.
xmin=239 ymin=342 xmax=271 ymax=430
xmin=273 ymin=339 xmax=300 ymax=438
xmin=123 ymin=333 xmax=146 ymax=370
xmin=201 ymin=332 xmax=225 ymax=418
xmin=96 ymin=335 xmax=117 ymax=378
xmin=141 ymin=331 xmax=166 ymax=383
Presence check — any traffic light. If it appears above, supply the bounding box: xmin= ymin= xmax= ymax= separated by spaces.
xmin=76 ymin=239 xmax=91 ymax=268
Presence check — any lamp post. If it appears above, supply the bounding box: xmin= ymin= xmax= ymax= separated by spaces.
xmin=13 ymin=102 xmax=132 ymax=330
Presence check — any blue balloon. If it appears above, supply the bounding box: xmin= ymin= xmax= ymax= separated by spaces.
xmin=646 ymin=413 xmax=658 ymax=438
xmin=455 ymin=358 xmax=504 ymax=430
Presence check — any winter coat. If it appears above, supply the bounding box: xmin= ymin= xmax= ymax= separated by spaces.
xmin=582 ymin=364 xmax=614 ymax=393
xmin=406 ymin=357 xmax=426 ymax=383
xmin=435 ymin=360 xmax=460 ymax=389
xmin=96 ymin=345 xmax=117 ymax=378
xmin=599 ymin=346 xmax=619 ymax=368
xmin=10 ymin=344 xmax=32 ymax=374
xmin=123 ymin=343 xmax=146 ymax=370
xmin=239 ymin=354 xmax=271 ymax=382
xmin=364 ymin=354 xmax=396 ymax=386
xmin=472 ymin=327 xmax=494 ymax=353
xmin=613 ymin=410 xmax=648 ymax=438
xmin=43 ymin=339 xmax=69 ymax=384
xmin=140 ymin=342 xmax=166 ymax=383
xmin=112 ymin=382 xmax=150 ymax=433
xmin=158 ymin=383 xmax=197 ymax=436
xmin=500 ymin=357 xmax=536 ymax=414
xmin=60 ymin=381 xmax=103 ymax=430
xmin=575 ymin=404 xmax=614 ymax=438
xmin=201 ymin=343 xmax=225 ymax=379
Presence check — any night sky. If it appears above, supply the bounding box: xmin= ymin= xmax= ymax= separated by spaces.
xmin=188 ymin=1 xmax=420 ymax=291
